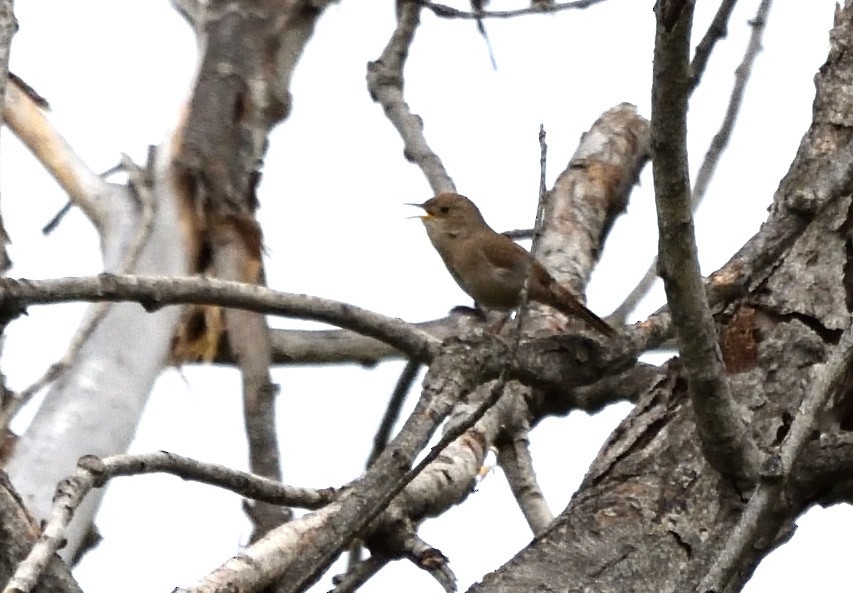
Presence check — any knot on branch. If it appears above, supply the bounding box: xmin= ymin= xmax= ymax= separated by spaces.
xmin=366 ymin=60 xmax=404 ymax=99
xmin=77 ymin=454 xmax=107 ymax=487
xmin=0 ymin=277 xmax=28 ymax=327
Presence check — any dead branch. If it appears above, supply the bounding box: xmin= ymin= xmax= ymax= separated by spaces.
xmin=650 ymin=0 xmax=758 ymax=482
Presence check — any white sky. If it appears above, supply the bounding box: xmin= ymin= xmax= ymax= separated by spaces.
xmin=2 ymin=0 xmax=849 ymax=592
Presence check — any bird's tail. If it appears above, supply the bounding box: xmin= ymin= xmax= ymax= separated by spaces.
xmin=548 ymin=283 xmax=616 ymax=336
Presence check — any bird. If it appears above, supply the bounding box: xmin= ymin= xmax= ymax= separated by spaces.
xmin=410 ymin=192 xmax=615 ymax=336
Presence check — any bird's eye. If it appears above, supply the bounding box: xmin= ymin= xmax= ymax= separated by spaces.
xmin=439 ymin=206 xmax=450 ymax=214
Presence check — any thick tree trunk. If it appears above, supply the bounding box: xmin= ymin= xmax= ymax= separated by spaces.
xmin=470 ymin=4 xmax=853 ymax=592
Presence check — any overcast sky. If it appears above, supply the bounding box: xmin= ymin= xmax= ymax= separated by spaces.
xmin=2 ymin=1 xmax=848 ymax=592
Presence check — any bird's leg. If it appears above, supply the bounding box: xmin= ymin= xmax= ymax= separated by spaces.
xmin=490 ymin=309 xmax=513 ymax=335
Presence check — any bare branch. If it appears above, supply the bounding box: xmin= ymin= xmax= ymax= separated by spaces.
xmin=650 ymin=0 xmax=759 ymax=482
xmin=347 ymin=358 xmax=421 ymax=572
xmin=368 ymin=360 xmax=422 ymax=467
xmin=610 ymin=0 xmax=772 ymax=325
xmin=176 ymin=0 xmax=328 ymax=539
xmin=0 ymin=473 xmax=82 ymax=593
xmin=496 ymin=413 xmax=553 ymax=535
xmin=628 ymin=38 xmax=853 ymax=360
xmin=181 ymin=342 xmax=482 ymax=593
xmin=689 ymin=0 xmax=739 ymax=89
xmin=3 ymin=78 xmax=109 ymax=229
xmin=186 ymin=332 xmax=628 ymax=592
xmin=286 ymin=363 xmax=517 ymax=591
xmin=2 ymin=451 xmax=334 ymax=593
xmin=401 ymin=532 xmax=456 ymax=592
xmin=331 ymin=555 xmax=388 ymax=593
xmin=700 ymin=313 xmax=853 ymax=592
xmin=419 ymin=0 xmax=610 ymax=21
xmin=0 ymin=153 xmax=158 ymax=434
xmin=261 ymin=309 xmax=485 ymax=365
xmin=0 ymin=274 xmax=440 ymax=362
xmin=545 ymin=103 xmax=649 ymax=299
xmin=501 ymin=228 xmax=534 ymax=240
xmin=170 ymin=0 xmax=203 ymax=29
xmin=367 ymin=0 xmax=455 ymax=194
xmin=0 ymin=1 xmax=17 ymax=273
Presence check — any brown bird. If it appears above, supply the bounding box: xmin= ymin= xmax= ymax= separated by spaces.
xmin=411 ymin=192 xmax=615 ymax=336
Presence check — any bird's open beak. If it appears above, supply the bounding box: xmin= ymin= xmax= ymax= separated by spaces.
xmin=405 ymin=202 xmax=429 ymax=220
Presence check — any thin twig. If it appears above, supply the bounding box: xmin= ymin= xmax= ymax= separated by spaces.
xmin=1 ymin=451 xmax=335 ymax=593
xmin=689 ymin=0 xmax=739 ymax=90
xmin=367 ymin=0 xmax=454 ymax=193
xmin=170 ymin=0 xmax=203 ymax=29
xmin=609 ymin=0 xmax=771 ymax=324
xmin=419 ymin=0 xmax=610 ymax=20
xmin=700 ymin=313 xmax=853 ymax=592
xmin=402 ymin=531 xmax=456 ymax=592
xmin=272 ymin=344 xmax=482 ymax=593
xmin=512 ymin=124 xmax=549 ymax=335
xmin=471 ymin=0 xmax=497 ymax=70
xmin=536 ymin=124 xmax=548 ymax=239
xmin=502 ymin=228 xmax=534 ymax=240
xmin=331 ymin=555 xmax=388 ymax=593
xmin=41 ymin=200 xmax=73 ymax=235
xmin=42 ymin=162 xmax=125 ymax=235
xmin=368 ymin=360 xmax=422 ymax=467
xmin=494 ymin=126 xmax=554 ymax=535
xmin=0 ymin=154 xmax=158 ymax=434
xmin=347 ymin=358 xmax=421 ymax=570
xmin=650 ymin=0 xmax=758 ymax=482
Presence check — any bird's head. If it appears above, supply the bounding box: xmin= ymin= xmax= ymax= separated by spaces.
xmin=407 ymin=193 xmax=488 ymax=240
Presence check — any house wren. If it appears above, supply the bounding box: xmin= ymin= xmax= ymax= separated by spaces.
xmin=411 ymin=192 xmax=614 ymax=335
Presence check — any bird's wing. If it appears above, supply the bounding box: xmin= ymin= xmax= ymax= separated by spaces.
xmin=475 ymin=234 xmax=530 ymax=277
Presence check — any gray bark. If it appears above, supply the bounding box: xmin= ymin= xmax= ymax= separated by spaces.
xmin=469 ymin=4 xmax=853 ymax=591
xmin=4 ymin=152 xmax=189 ymax=560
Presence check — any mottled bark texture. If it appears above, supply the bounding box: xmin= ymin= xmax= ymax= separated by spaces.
xmin=174 ymin=0 xmax=327 ymax=538
xmin=0 ymin=0 xmax=16 ymax=273
xmin=470 ymin=4 xmax=853 ymax=592
xmin=0 ymin=472 xmax=81 ymax=593
xmin=652 ymin=0 xmax=759 ymax=483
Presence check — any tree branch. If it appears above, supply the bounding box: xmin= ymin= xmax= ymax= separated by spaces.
xmin=651 ymin=0 xmax=759 ymax=482
xmin=610 ymin=0 xmax=771 ymax=324
xmin=179 ymin=341 xmax=482 ymax=593
xmin=367 ymin=0 xmax=455 ymax=194
xmin=418 ymin=0 xmax=610 ymax=21
xmin=2 ymin=77 xmax=109 ymax=230
xmin=0 ymin=153 xmax=159 ymax=436
xmin=0 ymin=472 xmax=82 ymax=593
xmin=699 ymin=313 xmax=853 ymax=592
xmin=689 ymin=0 xmax=739 ymax=89
xmin=0 ymin=273 xmax=440 ymax=362
xmin=0 ymin=0 xmax=16 ymax=273
xmin=368 ymin=360 xmax=422 ymax=467
xmin=3 ymin=451 xmax=333 ymax=593
xmin=496 ymin=413 xmax=553 ymax=535
xmin=331 ymin=555 xmax=388 ymax=593
xmin=260 ymin=309 xmax=484 ymax=365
